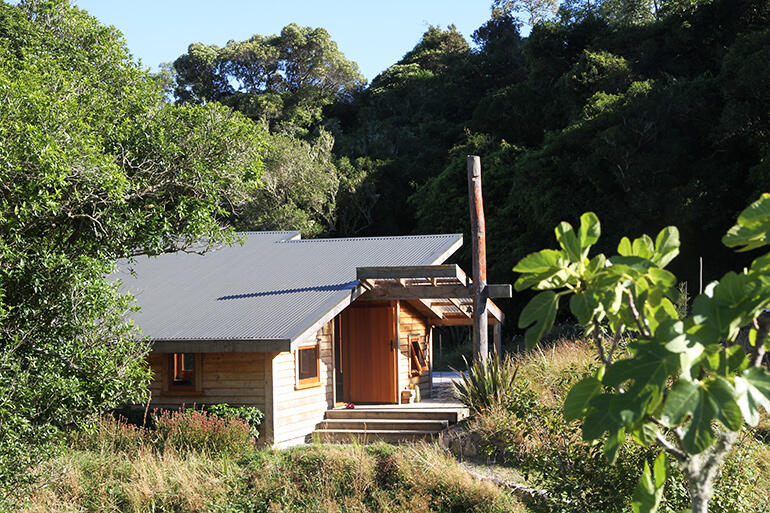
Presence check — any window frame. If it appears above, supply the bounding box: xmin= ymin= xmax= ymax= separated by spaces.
xmin=409 ymin=334 xmax=428 ymax=377
xmin=168 ymin=353 xmax=198 ymax=392
xmin=295 ymin=343 xmax=321 ymax=390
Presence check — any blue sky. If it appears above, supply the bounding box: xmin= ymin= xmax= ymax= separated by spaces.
xmin=72 ymin=1 xmax=494 ymax=82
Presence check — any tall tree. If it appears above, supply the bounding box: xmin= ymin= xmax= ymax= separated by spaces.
xmin=0 ymin=0 xmax=266 ymax=489
xmin=173 ymin=24 xmax=365 ymax=135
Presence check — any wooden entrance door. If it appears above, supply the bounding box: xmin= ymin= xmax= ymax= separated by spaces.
xmin=342 ymin=305 xmax=396 ymax=403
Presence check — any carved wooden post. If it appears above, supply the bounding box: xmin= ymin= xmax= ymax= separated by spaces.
xmin=467 ymin=155 xmax=488 ymax=362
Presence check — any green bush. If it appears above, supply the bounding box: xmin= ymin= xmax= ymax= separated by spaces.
xmin=206 ymin=403 xmax=264 ymax=439
xmin=453 ymin=354 xmax=518 ymax=414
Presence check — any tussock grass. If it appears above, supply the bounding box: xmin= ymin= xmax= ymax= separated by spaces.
xmin=20 ymin=441 xmax=528 ymax=513
xmin=511 ymin=338 xmax=597 ymax=407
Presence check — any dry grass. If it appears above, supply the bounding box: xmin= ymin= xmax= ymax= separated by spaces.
xmin=20 ymin=442 xmax=529 ymax=513
xmin=512 ymin=338 xmax=598 ymax=407
xmin=24 ymin=450 xmax=233 ymax=513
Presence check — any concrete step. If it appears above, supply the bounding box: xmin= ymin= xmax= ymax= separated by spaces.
xmin=316 ymin=418 xmax=449 ymax=431
xmin=313 ymin=428 xmax=440 ymax=443
xmin=325 ymin=408 xmax=468 ymax=423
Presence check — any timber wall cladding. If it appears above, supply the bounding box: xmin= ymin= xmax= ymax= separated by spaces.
xmin=147 ymin=352 xmax=268 ymax=410
xmin=271 ymin=319 xmax=334 ymax=445
xmin=398 ymin=301 xmax=432 ymax=399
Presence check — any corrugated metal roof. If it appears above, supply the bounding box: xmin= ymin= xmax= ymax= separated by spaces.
xmin=112 ymin=232 xmax=462 ymax=345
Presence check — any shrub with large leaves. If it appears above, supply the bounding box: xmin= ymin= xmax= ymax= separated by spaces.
xmin=514 ymin=194 xmax=770 ymax=513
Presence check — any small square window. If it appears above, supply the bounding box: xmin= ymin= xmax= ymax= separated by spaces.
xmin=169 ymin=353 xmax=195 ymax=390
xmin=296 ymin=344 xmax=320 ymax=388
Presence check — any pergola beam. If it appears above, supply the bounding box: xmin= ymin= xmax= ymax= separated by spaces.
xmin=431 ymin=314 xmax=499 ymax=326
xmin=357 ymin=264 xmax=466 ymax=283
xmin=360 ymin=284 xmax=511 ymax=300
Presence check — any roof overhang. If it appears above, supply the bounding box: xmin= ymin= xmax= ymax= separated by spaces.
xmin=151 ymin=338 xmax=292 ymax=353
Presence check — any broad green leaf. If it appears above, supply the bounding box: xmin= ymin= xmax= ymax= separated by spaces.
xmin=670 ymin=377 xmax=742 ymax=454
xmin=646 ymin=297 xmax=678 ymax=334
xmin=705 ymin=377 xmax=743 ymax=432
xmin=647 ymin=268 xmax=677 ymax=288
xmin=555 ymin=221 xmax=582 ymax=262
xmin=734 ymin=367 xmax=770 ymax=426
xmin=585 ymin=253 xmax=607 ymax=277
xmin=748 ymin=328 xmax=757 ymax=347
xmin=652 ymin=226 xmax=680 ymax=267
xmin=631 ymin=452 xmax=666 ymax=513
xmin=723 ymin=193 xmax=770 ymax=251
xmin=513 ymin=249 xmax=563 ymax=274
xmin=718 ymin=345 xmax=748 ymax=375
xmin=514 ymin=267 xmax=571 ymax=291
xmin=604 ymin=349 xmax=678 ymax=424
xmin=661 ymin=379 xmax=700 ymax=427
xmin=518 ymin=291 xmax=559 ymax=349
xmin=737 ymin=192 xmax=770 ymax=228
xmin=633 ymin=235 xmax=655 ymax=259
xmin=604 ymin=427 xmax=626 ymax=464
xmin=583 ymin=394 xmax=621 ymax=440
xmin=579 ymin=211 xmax=600 ymax=252
xmin=564 ymin=376 xmax=602 ymax=421
xmin=618 ymin=236 xmax=632 ymax=256
xmin=630 ymin=422 xmax=659 ymax=447
xmin=569 ymin=291 xmax=597 ymax=325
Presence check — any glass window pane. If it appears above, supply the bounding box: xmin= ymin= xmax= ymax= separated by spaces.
xmin=298 ymin=346 xmax=318 ymax=381
xmin=171 ymin=353 xmax=194 ymax=387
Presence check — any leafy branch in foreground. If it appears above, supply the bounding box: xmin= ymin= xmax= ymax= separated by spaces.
xmin=514 ymin=194 xmax=770 ymax=513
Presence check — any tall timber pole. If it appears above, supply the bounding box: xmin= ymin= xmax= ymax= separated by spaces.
xmin=467 ymin=155 xmax=488 ymax=363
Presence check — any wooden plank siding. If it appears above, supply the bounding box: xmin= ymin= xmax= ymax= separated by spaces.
xmin=145 ymin=304 xmax=433 ymax=446
xmin=271 ymin=319 xmax=335 ymax=446
xmin=398 ymin=301 xmax=432 ymax=400
xmin=147 ymin=352 xmax=268 ymax=409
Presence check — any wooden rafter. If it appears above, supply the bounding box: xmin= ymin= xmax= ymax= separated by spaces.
xmin=448 ymin=297 xmax=471 ymax=318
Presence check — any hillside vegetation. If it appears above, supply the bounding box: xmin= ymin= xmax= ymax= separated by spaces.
xmin=21 ymin=435 xmax=525 ymax=513
xmin=171 ymin=0 xmax=770 ymax=317
xmin=461 ymin=340 xmax=770 ymax=512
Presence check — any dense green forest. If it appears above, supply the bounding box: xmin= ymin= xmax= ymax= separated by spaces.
xmin=169 ymin=0 xmax=770 ymax=319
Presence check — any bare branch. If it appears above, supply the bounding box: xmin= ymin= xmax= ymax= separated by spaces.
xmin=655 ymin=431 xmax=688 ymax=462
xmin=625 ymin=289 xmax=651 ymax=338
xmin=751 ymin=312 xmax=770 ymax=367
xmin=592 ymin=320 xmax=609 ymax=365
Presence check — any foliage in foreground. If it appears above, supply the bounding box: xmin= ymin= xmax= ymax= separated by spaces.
xmin=463 ymin=340 xmax=770 ymax=513
xmin=19 ymin=432 xmax=526 ymax=513
xmin=0 ymin=0 xmax=266 ymax=486
xmin=513 ymin=195 xmax=770 ymax=512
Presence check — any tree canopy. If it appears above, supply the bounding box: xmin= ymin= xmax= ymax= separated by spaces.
xmin=173 ymin=24 xmax=365 ymax=135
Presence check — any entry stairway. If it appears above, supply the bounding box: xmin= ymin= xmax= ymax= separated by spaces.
xmin=313 ymin=405 xmax=469 ymax=443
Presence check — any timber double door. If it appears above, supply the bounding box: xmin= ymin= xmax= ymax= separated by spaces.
xmin=340 ymin=304 xmax=397 ymax=403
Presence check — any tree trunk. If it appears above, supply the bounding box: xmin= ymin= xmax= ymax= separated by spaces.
xmin=683 ymin=431 xmax=738 ymax=513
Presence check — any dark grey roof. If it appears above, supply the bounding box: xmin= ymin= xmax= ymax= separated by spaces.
xmin=112 ymin=231 xmax=462 ymax=349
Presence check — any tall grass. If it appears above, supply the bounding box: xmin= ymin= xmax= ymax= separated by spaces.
xmin=21 ymin=441 xmax=528 ymax=513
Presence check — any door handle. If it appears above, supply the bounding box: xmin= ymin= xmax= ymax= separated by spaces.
xmin=390 ymin=340 xmax=394 ymax=351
